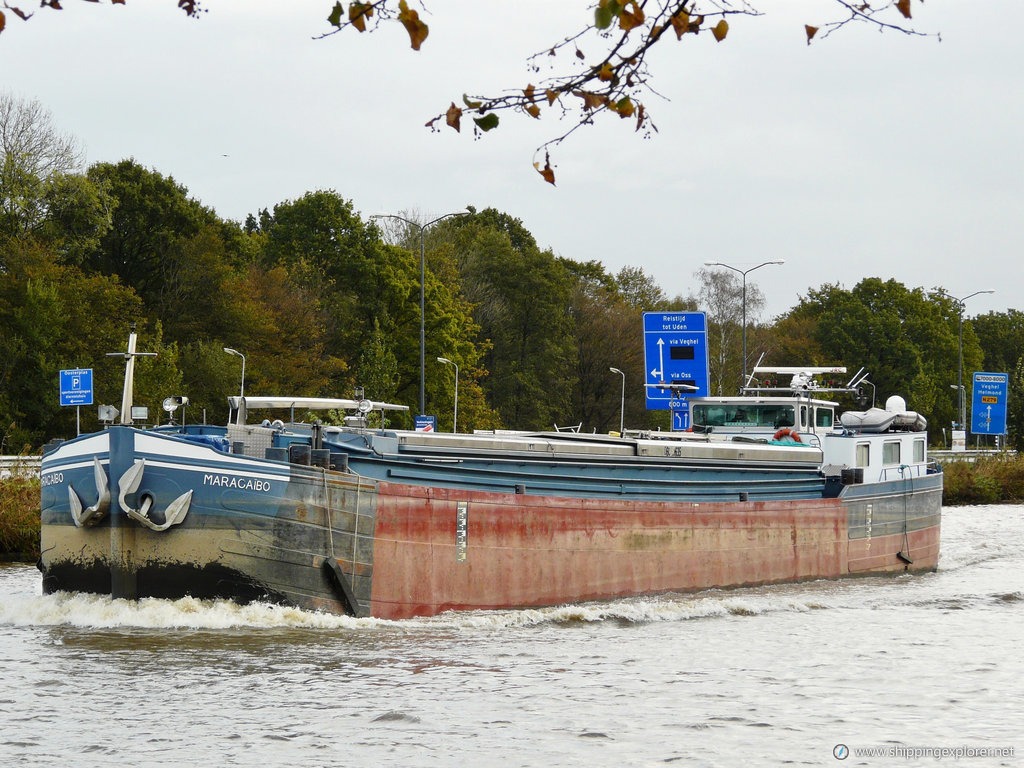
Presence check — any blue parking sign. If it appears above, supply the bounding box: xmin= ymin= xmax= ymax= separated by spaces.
xmin=59 ymin=368 xmax=94 ymax=407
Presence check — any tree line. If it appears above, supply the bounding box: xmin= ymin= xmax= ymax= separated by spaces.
xmin=3 ymin=93 xmax=1024 ymax=452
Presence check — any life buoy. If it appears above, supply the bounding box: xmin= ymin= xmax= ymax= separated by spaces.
xmin=773 ymin=428 xmax=802 ymax=443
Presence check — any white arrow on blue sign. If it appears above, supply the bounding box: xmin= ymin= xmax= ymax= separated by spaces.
xmin=643 ymin=312 xmax=710 ymax=411
xmin=971 ymin=372 xmax=1008 ymax=435
xmin=59 ymin=368 xmax=94 ymax=407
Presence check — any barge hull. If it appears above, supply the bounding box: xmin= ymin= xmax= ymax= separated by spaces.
xmin=39 ymin=431 xmax=941 ymax=619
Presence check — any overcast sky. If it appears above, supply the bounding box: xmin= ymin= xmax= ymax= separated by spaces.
xmin=3 ymin=0 xmax=1020 ymax=321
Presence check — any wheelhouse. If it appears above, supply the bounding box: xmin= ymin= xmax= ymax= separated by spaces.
xmin=689 ymin=397 xmax=837 ymax=442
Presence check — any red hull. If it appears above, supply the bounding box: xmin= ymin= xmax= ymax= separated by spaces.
xmin=368 ymin=482 xmax=940 ymax=619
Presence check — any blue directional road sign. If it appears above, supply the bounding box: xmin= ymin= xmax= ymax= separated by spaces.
xmin=643 ymin=312 xmax=710 ymax=411
xmin=971 ymin=372 xmax=1008 ymax=435
xmin=59 ymin=368 xmax=93 ymax=407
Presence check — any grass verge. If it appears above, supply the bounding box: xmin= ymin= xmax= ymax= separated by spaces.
xmin=0 ymin=476 xmax=41 ymax=561
xmin=941 ymin=454 xmax=1024 ymax=506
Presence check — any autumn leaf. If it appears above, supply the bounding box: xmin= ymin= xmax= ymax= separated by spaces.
xmin=398 ymin=0 xmax=428 ymax=50
xmin=670 ymin=10 xmax=689 ymax=39
xmin=896 ymin=0 xmax=912 ymax=19
xmin=446 ymin=103 xmax=462 ymax=132
xmin=712 ymin=19 xmax=729 ymax=42
xmin=545 ymin=89 xmax=559 ymax=105
xmin=523 ymin=86 xmax=540 ymax=118
xmin=805 ymin=24 xmax=818 ymax=44
xmin=473 ymin=113 xmax=499 ymax=132
xmin=349 ymin=2 xmax=373 ymax=33
xmin=620 ymin=1 xmax=644 ymax=31
xmin=327 ymin=1 xmax=342 ymax=27
xmin=534 ymin=154 xmax=556 ymax=185
xmin=576 ymin=91 xmax=607 ymax=111
xmin=613 ymin=97 xmax=635 ymax=118
xmin=597 ymin=62 xmax=615 ymax=82
xmin=462 ymin=94 xmax=482 ymax=109
xmin=0 ymin=12 xmax=5 ymax=33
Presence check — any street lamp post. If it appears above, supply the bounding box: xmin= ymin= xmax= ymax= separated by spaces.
xmin=609 ymin=367 xmax=625 ymax=435
xmin=372 ymin=210 xmax=469 ymax=416
xmin=436 ymin=357 xmax=459 ymax=433
xmin=223 ymin=347 xmax=246 ymax=399
xmin=935 ymin=289 xmax=995 ymax=430
xmin=702 ymin=260 xmax=785 ymax=386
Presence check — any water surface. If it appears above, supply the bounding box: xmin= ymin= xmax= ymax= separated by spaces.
xmin=2 ymin=505 xmax=1020 ymax=767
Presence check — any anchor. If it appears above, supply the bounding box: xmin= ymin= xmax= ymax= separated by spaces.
xmin=117 ymin=458 xmax=193 ymax=532
xmin=68 ymin=456 xmax=110 ymax=527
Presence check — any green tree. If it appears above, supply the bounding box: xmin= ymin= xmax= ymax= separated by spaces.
xmin=83 ymin=159 xmax=216 ymax=299
xmin=1009 ymin=358 xmax=1024 ymax=451
xmin=259 ymin=190 xmax=391 ymax=367
xmin=256 ymin=192 xmax=493 ymax=427
xmin=689 ymin=267 xmax=766 ymax=396
xmin=973 ymin=310 xmax=1024 ymax=377
xmin=0 ymin=93 xmax=112 ymax=270
xmin=615 ymin=264 xmax=668 ymax=311
xmin=0 ymin=92 xmax=83 ymax=241
xmin=775 ymin=278 xmax=965 ymax=438
xmin=175 ymin=340 xmax=244 ymax=427
xmin=0 ymin=237 xmax=144 ymax=447
xmin=355 ymin=317 xmax=399 ymax=402
xmin=452 ymin=216 xmax=576 ymax=429
xmin=422 ymin=239 xmax=495 ymax=432
xmin=375 ymin=216 xmax=496 ymax=430
xmin=973 ymin=310 xmax=1024 ymax=446
xmin=151 ymin=221 xmax=240 ymax=342
xmin=563 ymin=260 xmax=641 ymax=432
xmin=226 ymin=264 xmax=345 ymax=399
xmin=35 ymin=172 xmax=114 ymax=264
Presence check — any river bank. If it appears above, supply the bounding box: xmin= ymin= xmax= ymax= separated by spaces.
xmin=941 ymin=454 xmax=1024 ymax=505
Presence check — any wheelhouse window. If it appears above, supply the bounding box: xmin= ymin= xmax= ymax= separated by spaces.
xmin=914 ymin=439 xmax=925 ymax=462
xmin=815 ymin=408 xmax=834 ymax=428
xmin=856 ymin=443 xmax=870 ymax=467
xmin=883 ymin=441 xmax=901 ymax=465
xmin=691 ymin=404 xmax=795 ymax=428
